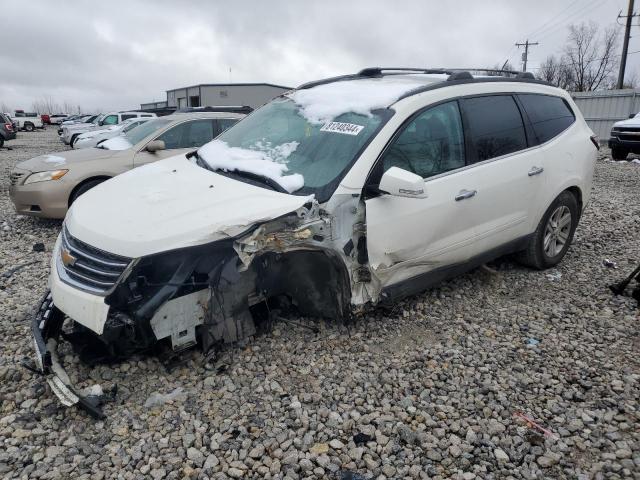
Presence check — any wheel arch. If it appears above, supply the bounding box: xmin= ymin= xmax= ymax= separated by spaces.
xmin=68 ymin=176 xmax=112 ymax=207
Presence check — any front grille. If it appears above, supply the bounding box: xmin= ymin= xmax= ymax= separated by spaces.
xmin=59 ymin=227 xmax=131 ymax=294
xmin=9 ymin=172 xmax=25 ymax=186
xmin=618 ymin=127 xmax=640 ymax=133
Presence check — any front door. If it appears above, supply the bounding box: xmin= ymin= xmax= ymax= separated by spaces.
xmin=365 ymin=100 xmax=481 ymax=287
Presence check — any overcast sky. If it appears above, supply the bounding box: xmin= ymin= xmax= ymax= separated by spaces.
xmin=1 ymin=0 xmax=637 ymax=112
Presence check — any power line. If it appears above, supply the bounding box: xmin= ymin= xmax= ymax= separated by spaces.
xmin=528 ymin=49 xmax=640 ymax=70
xmin=534 ymin=0 xmax=605 ymax=41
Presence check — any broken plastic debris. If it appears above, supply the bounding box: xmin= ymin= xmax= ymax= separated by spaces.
xmin=631 ymin=159 xmax=640 ymax=165
xmin=513 ymin=411 xmax=559 ymax=440
xmin=143 ymin=387 xmax=186 ymax=408
xmin=81 ymin=384 xmax=103 ymax=397
xmin=526 ymin=338 xmax=540 ymax=346
xmin=603 ymin=258 xmax=617 ymax=268
xmin=545 ymin=271 xmax=562 ymax=281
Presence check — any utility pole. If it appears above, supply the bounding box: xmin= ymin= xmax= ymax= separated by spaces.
xmin=617 ymin=0 xmax=636 ymax=89
xmin=515 ymin=39 xmax=539 ymax=72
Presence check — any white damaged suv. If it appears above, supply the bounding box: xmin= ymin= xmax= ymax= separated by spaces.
xmin=31 ymin=68 xmax=597 ymax=416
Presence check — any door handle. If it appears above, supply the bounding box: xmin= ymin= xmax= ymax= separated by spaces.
xmin=528 ymin=166 xmax=544 ymax=176
xmin=455 ymin=189 xmax=477 ymax=201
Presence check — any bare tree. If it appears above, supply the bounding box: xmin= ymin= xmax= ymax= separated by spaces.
xmin=538 ymin=55 xmax=575 ymax=89
xmin=31 ymin=95 xmax=62 ymax=114
xmin=0 ymin=101 xmax=12 ymax=113
xmin=564 ymin=22 xmax=619 ymax=92
xmin=621 ymin=69 xmax=638 ymax=89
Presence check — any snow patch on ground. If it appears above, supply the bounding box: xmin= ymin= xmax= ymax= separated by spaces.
xmin=42 ymin=155 xmax=66 ymax=165
xmin=101 ymin=136 xmax=132 ymax=151
xmin=288 ymin=78 xmax=426 ymax=124
xmin=199 ymin=140 xmax=304 ymax=193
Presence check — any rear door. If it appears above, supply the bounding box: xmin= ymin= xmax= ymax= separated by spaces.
xmin=455 ymin=94 xmax=543 ymax=254
xmin=133 ymin=119 xmax=217 ymax=166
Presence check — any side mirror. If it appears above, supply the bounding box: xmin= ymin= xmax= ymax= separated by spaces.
xmin=629 ymin=113 xmax=637 ymax=119
xmin=145 ymin=140 xmax=166 ymax=153
xmin=378 ymin=167 xmax=427 ymax=198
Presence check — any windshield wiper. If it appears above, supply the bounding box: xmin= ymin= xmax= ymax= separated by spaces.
xmin=189 ymin=150 xmax=288 ymax=193
xmin=222 ymin=170 xmax=289 ymax=193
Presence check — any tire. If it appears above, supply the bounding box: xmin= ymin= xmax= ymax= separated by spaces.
xmin=24 ymin=122 xmax=35 ymax=132
xmin=69 ymin=179 xmax=106 ymax=205
xmin=517 ymin=191 xmax=579 ymax=270
xmin=611 ymin=147 xmax=629 ymax=161
xmin=70 ymin=134 xmax=80 ymax=147
xmin=0 ymin=137 xmax=4 ymax=148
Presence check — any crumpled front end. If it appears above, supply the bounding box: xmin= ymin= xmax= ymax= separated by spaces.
xmin=31 ymin=199 xmax=365 ymax=415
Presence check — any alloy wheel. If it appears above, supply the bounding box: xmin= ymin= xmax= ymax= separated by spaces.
xmin=543 ymin=205 xmax=572 ymax=257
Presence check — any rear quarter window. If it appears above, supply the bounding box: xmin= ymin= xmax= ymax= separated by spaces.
xmin=517 ymin=94 xmax=575 ymax=145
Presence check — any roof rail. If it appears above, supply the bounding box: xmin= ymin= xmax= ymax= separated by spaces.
xmin=174 ymin=105 xmax=253 ymax=114
xmin=297 ymin=67 xmax=541 ymax=90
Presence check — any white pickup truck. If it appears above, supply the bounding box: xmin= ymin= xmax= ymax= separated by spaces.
xmin=13 ymin=111 xmax=44 ymax=131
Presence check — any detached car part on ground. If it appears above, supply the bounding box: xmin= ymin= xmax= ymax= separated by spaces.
xmin=28 ymin=68 xmax=598 ymax=417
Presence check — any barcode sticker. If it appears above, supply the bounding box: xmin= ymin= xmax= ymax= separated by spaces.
xmin=320 ymin=122 xmax=364 ymax=135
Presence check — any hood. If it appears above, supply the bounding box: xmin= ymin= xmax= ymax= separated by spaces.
xmin=16 ymin=148 xmax=120 ymax=172
xmin=65 ymin=155 xmax=313 ymax=258
xmin=613 ymin=115 xmax=640 ymax=128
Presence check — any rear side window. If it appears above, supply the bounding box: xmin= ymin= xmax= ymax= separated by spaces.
xmin=462 ymin=95 xmax=527 ymax=162
xmin=517 ymin=94 xmax=575 ymax=144
xmin=121 ymin=114 xmax=136 ymax=121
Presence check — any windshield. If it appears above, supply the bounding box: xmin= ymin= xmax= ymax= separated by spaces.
xmin=123 ymin=118 xmax=172 ymax=145
xmin=202 ymin=97 xmax=389 ymax=199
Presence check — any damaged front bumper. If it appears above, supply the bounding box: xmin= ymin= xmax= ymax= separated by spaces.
xmin=29 ymin=292 xmax=106 ymax=419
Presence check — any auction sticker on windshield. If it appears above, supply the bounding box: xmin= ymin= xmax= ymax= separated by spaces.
xmin=320 ymin=122 xmax=364 ymax=135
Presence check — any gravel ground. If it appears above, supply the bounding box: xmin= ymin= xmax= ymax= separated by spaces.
xmin=0 ymin=129 xmax=639 ymax=479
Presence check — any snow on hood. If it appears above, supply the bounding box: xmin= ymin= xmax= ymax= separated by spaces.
xmin=65 ymin=155 xmax=313 ymax=258
xmin=288 ymin=78 xmax=427 ymax=124
xmin=42 ymin=155 xmax=67 ymax=166
xmin=99 ymin=135 xmax=132 ymax=150
xmin=198 ymin=140 xmax=304 ymax=193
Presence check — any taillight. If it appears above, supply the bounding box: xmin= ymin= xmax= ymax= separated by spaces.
xmin=4 ymin=123 xmax=12 ymax=131
xmin=590 ymin=135 xmax=600 ymax=150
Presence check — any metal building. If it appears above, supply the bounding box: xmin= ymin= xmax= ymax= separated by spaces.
xmin=166 ymin=83 xmax=291 ymax=110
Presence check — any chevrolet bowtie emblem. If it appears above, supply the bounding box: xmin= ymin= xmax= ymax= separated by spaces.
xmin=61 ymin=248 xmax=77 ymax=267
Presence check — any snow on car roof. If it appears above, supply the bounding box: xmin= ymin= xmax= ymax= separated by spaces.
xmin=287 ymin=75 xmax=446 ymax=124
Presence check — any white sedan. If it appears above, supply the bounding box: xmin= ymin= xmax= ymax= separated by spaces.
xmin=72 ymin=118 xmax=152 ymax=149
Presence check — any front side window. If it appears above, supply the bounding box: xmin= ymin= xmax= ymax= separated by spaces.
xmin=124 ymin=118 xmax=172 ymax=146
xmin=102 ymin=115 xmax=118 ymax=125
xmin=462 ymin=95 xmax=527 ymax=162
xmin=517 ymin=94 xmax=575 ymax=144
xmin=216 ymin=118 xmax=238 ymax=135
xmin=382 ymin=101 xmax=465 ymax=178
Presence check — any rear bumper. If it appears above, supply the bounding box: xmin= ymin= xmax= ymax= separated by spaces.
xmin=30 ymin=292 xmax=106 ymax=418
xmin=2 ymin=131 xmax=17 ymax=140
